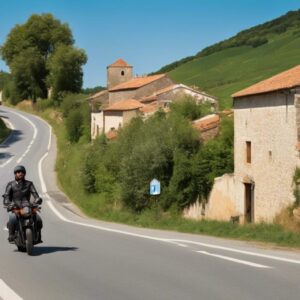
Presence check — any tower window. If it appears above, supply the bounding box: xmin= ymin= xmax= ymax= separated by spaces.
xmin=121 ymin=71 xmax=125 ymax=76
xmin=246 ymin=141 xmax=251 ymax=164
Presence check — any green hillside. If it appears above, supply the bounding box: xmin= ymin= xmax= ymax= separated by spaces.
xmin=162 ymin=10 xmax=300 ymax=109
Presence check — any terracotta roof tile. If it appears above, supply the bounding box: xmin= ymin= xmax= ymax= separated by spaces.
xmin=108 ymin=58 xmax=131 ymax=67
xmin=192 ymin=114 xmax=220 ymax=131
xmin=139 ymin=84 xmax=177 ymax=102
xmin=109 ymin=74 xmax=166 ymax=91
xmin=104 ymin=99 xmax=143 ymax=111
xmin=233 ymin=65 xmax=300 ymax=98
xmin=139 ymin=102 xmax=158 ymax=114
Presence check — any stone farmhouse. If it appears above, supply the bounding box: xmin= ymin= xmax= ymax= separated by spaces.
xmin=89 ymin=59 xmax=218 ymax=139
xmin=198 ymin=65 xmax=300 ymax=223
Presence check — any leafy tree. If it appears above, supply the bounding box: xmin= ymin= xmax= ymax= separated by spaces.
xmin=61 ymin=93 xmax=85 ymax=117
xmin=118 ymin=113 xmax=199 ymax=212
xmin=10 ymin=47 xmax=46 ymax=101
xmin=163 ymin=150 xmax=197 ymax=210
xmin=0 ymin=13 xmax=86 ymax=101
xmin=47 ymin=45 xmax=87 ymax=100
xmin=170 ymin=97 xmax=203 ymax=121
xmin=1 ymin=14 xmax=73 ymax=63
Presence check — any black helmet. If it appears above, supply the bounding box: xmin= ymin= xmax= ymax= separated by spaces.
xmin=14 ymin=165 xmax=26 ymax=174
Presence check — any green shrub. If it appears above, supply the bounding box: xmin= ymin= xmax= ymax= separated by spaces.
xmin=170 ymin=97 xmax=203 ymax=120
xmin=61 ymin=93 xmax=86 ymax=117
xmin=293 ymin=167 xmax=300 ymax=206
xmin=35 ymin=98 xmax=55 ymax=111
xmin=65 ymin=108 xmax=83 ymax=142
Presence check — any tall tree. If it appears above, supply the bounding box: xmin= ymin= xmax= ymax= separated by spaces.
xmin=0 ymin=13 xmax=86 ymax=101
xmin=47 ymin=45 xmax=87 ymax=100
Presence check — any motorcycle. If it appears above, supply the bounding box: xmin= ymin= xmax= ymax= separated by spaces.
xmin=8 ymin=204 xmax=41 ymax=255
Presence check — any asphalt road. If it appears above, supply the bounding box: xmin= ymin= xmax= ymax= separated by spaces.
xmin=1 ymin=105 xmax=300 ymax=300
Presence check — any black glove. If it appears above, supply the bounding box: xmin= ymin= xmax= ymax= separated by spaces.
xmin=7 ymin=203 xmax=14 ymax=212
xmin=34 ymin=197 xmax=43 ymax=205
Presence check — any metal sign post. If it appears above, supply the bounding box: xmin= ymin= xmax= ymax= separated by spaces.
xmin=150 ymin=179 xmax=161 ymax=218
xmin=150 ymin=178 xmax=160 ymax=195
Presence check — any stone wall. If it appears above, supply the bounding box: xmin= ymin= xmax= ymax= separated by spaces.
xmin=91 ymin=112 xmax=104 ymax=139
xmin=104 ymin=111 xmax=123 ymax=133
xmin=123 ymin=109 xmax=140 ymax=124
xmin=183 ymin=174 xmax=237 ymax=222
xmin=205 ymin=174 xmax=238 ymax=221
xmin=109 ymin=89 xmax=136 ymax=105
xmin=234 ymin=91 xmax=299 ymax=222
xmin=107 ymin=66 xmax=133 ymax=90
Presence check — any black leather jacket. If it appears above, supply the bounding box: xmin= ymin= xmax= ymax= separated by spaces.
xmin=3 ymin=179 xmax=42 ymax=208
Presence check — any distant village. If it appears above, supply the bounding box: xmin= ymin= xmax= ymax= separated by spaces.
xmin=89 ymin=61 xmax=300 ymax=224
xmin=88 ymin=59 xmax=219 ymax=140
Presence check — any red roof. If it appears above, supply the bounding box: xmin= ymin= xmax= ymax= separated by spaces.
xmin=108 ymin=58 xmax=131 ymax=68
xmin=233 ymin=65 xmax=300 ymax=98
xmin=192 ymin=114 xmax=220 ymax=131
xmin=104 ymin=99 xmax=143 ymax=111
xmin=109 ymin=74 xmax=166 ymax=91
xmin=139 ymin=102 xmax=158 ymax=114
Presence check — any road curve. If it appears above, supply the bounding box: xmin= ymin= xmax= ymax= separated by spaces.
xmin=1 ymin=106 xmax=300 ymax=300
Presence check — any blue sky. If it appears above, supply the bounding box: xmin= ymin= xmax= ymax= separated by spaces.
xmin=0 ymin=0 xmax=299 ymax=88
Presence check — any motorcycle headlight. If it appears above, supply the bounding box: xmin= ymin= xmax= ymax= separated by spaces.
xmin=20 ymin=207 xmax=31 ymax=217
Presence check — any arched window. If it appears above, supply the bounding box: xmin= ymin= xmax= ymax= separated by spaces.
xmin=121 ymin=70 xmax=125 ymax=76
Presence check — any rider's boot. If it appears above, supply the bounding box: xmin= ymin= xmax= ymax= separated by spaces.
xmin=8 ymin=231 xmax=14 ymax=243
xmin=37 ymin=230 xmax=43 ymax=244
xmin=7 ymin=222 xmax=15 ymax=243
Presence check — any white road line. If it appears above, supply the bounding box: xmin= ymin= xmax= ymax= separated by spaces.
xmin=170 ymin=242 xmax=189 ymax=248
xmin=8 ymin=110 xmax=37 ymax=164
xmin=197 ymin=251 xmax=272 ymax=269
xmin=169 ymin=239 xmax=300 ymax=265
xmin=46 ymin=200 xmax=169 ymax=243
xmin=0 ymin=279 xmax=23 ymax=300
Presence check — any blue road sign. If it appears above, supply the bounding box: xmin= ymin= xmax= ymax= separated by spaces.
xmin=150 ymin=178 xmax=160 ymax=195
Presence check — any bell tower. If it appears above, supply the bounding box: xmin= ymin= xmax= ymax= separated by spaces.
xmin=107 ymin=58 xmax=133 ymax=90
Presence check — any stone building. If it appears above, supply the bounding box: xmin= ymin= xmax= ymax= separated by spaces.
xmin=185 ymin=65 xmax=300 ymax=223
xmin=89 ymin=58 xmax=217 ymax=139
xmin=103 ymin=99 xmax=143 ymax=133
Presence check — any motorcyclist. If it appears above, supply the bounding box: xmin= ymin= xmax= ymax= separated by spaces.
xmin=3 ymin=165 xmax=43 ymax=243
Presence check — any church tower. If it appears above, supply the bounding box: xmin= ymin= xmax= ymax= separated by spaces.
xmin=107 ymin=59 xmax=133 ymax=90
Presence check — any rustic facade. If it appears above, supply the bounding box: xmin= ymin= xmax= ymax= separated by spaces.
xmin=185 ymin=65 xmax=300 ymax=223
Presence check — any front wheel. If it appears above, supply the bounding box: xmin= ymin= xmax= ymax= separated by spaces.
xmin=25 ymin=228 xmax=33 ymax=255
xmin=17 ymin=246 xmax=26 ymax=252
